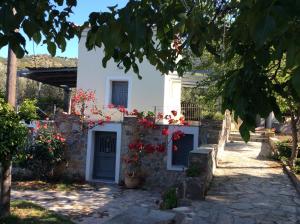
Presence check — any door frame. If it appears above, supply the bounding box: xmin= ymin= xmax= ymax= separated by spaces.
xmin=86 ymin=123 xmax=122 ymax=183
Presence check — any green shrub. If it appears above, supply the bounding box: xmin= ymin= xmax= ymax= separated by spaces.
xmin=202 ymin=111 xmax=224 ymax=121
xmin=0 ymin=98 xmax=29 ymax=162
xmin=160 ymin=188 xmax=178 ymax=210
xmin=274 ymin=141 xmax=298 ymax=160
xmin=18 ymin=99 xmax=38 ymax=123
xmin=186 ymin=164 xmax=201 ymax=177
xmin=294 ymin=158 xmax=300 ymax=174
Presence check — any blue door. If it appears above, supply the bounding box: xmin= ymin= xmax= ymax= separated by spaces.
xmin=93 ymin=131 xmax=117 ymax=181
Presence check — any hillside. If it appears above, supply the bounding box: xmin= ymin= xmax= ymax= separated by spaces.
xmin=0 ymin=54 xmax=78 ymax=91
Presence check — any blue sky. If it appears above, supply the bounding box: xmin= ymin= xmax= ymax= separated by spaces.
xmin=0 ymin=0 xmax=128 ymax=58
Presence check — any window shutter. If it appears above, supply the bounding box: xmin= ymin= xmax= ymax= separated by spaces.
xmin=111 ymin=81 xmax=128 ymax=107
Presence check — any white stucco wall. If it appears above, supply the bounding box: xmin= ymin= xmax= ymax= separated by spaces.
xmin=77 ymin=31 xmax=181 ymax=120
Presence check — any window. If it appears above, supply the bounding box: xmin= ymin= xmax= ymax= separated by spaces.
xmin=172 ymin=134 xmax=194 ymax=167
xmin=111 ymin=81 xmax=128 ymax=107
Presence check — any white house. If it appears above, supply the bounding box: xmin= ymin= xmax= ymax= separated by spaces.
xmin=75 ymin=31 xmax=201 ymax=184
xmin=77 ymin=31 xmax=182 ymax=121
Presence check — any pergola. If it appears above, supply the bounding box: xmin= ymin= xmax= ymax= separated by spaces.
xmin=18 ymin=67 xmax=77 ymax=113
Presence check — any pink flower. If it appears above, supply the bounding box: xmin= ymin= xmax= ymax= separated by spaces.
xmin=108 ymin=103 xmax=115 ymax=109
xmin=145 ymin=144 xmax=156 ymax=153
xmin=161 ymin=128 xmax=169 ymax=136
xmin=105 ymin=116 xmax=111 ymax=122
xmin=98 ymin=119 xmax=104 ymax=125
xmin=156 ymin=144 xmax=166 ymax=153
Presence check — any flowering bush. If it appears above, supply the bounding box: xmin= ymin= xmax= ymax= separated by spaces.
xmin=70 ymin=89 xmax=189 ymax=178
xmin=123 ymin=109 xmax=187 ymax=177
xmin=25 ymin=122 xmax=66 ymax=179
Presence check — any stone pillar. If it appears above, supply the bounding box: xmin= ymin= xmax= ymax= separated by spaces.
xmin=183 ymin=145 xmax=216 ymax=200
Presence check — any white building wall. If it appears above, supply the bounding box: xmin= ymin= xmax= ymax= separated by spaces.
xmin=77 ymin=31 xmax=181 ymax=120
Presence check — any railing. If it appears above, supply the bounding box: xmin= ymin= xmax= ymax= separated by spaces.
xmin=181 ymin=103 xmax=202 ymax=121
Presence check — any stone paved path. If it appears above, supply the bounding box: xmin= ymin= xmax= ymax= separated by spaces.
xmin=12 ymin=186 xmax=161 ymax=223
xmin=12 ymin=141 xmax=300 ymax=224
xmin=183 ymin=141 xmax=300 ymax=224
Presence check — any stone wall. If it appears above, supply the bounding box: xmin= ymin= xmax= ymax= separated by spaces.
xmin=54 ymin=113 xmax=87 ymax=180
xmin=52 ymin=111 xmax=230 ymax=189
xmin=120 ymin=117 xmax=186 ymax=189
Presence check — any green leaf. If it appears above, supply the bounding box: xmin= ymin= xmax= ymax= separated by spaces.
xmin=292 ymin=69 xmax=300 ymax=97
xmin=32 ymin=32 xmax=42 ymax=44
xmin=22 ymin=19 xmax=36 ymax=38
xmin=47 ymin=42 xmax=56 ymax=57
xmin=239 ymin=122 xmax=250 ymax=143
xmin=54 ymin=0 xmax=64 ymax=6
xmin=254 ymin=15 xmax=276 ymax=47
xmin=66 ymin=0 xmax=77 ymax=6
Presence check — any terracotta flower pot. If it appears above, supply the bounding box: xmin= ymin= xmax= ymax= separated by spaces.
xmin=124 ymin=174 xmax=140 ymax=189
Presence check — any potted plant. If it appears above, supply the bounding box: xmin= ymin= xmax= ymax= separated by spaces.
xmin=123 ymin=140 xmax=145 ymax=188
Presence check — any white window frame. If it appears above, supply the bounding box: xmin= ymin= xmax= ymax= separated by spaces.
xmin=85 ymin=123 xmax=122 ymax=183
xmin=167 ymin=125 xmax=199 ymax=171
xmin=104 ymin=76 xmax=132 ymax=110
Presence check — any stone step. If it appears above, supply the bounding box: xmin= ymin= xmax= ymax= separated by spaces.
xmin=229 ymin=132 xmax=268 ymax=142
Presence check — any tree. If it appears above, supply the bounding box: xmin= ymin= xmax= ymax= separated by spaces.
xmin=0 ymin=0 xmax=77 ymax=217
xmin=0 ymin=98 xmax=34 ymax=216
xmin=82 ymin=0 xmax=300 ymax=161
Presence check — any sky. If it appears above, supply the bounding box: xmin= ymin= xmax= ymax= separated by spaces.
xmin=0 ymin=0 xmax=128 ymax=58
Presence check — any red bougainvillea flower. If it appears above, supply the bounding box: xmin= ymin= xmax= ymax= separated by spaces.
xmin=91 ymin=106 xmax=100 ymax=115
xmin=98 ymin=119 xmax=104 ymax=125
xmin=172 ymin=130 xmax=185 ymax=141
xmin=157 ymin=112 xmax=164 ymax=120
xmin=132 ymin=153 xmax=139 ymax=162
xmin=172 ymin=145 xmax=178 ymax=151
xmin=43 ymin=124 xmax=48 ymax=129
xmin=171 ymin=110 xmax=177 ymax=117
xmin=156 ymin=144 xmax=166 ymax=153
xmin=128 ymin=143 xmax=136 ymax=150
xmin=118 ymin=105 xmax=128 ymax=114
xmin=105 ymin=116 xmax=111 ymax=122
xmin=131 ymin=109 xmax=139 ymax=116
xmin=35 ymin=121 xmax=40 ymax=130
xmin=145 ymin=144 xmax=156 ymax=153
xmin=108 ymin=103 xmax=115 ymax=109
xmin=88 ymin=120 xmax=95 ymax=128
xmin=161 ymin=128 xmax=169 ymax=136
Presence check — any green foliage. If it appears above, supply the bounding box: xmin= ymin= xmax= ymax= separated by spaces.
xmin=0 ymin=98 xmax=28 ymax=162
xmin=2 ymin=0 xmax=300 ymax=144
xmin=0 ymin=200 xmax=74 ymax=224
xmin=274 ymin=140 xmax=300 ymax=161
xmin=294 ymin=158 xmax=300 ymax=174
xmin=160 ymin=187 xmax=178 ymax=210
xmin=18 ymin=99 xmax=38 ymax=123
xmin=0 ymin=1 xmax=78 ymax=58
xmin=23 ymin=125 xmax=66 ymax=180
xmin=84 ymin=0 xmax=300 ymax=143
xmin=186 ymin=164 xmax=201 ymax=177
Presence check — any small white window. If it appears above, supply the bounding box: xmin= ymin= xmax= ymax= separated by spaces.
xmin=111 ymin=81 xmax=128 ymax=107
